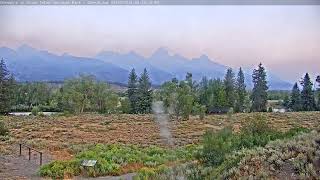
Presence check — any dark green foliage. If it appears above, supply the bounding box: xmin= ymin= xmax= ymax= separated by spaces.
xmin=289 ymin=82 xmax=302 ymax=111
xmin=31 ymin=106 xmax=40 ymax=116
xmin=199 ymin=128 xmax=233 ymax=166
xmin=159 ymin=78 xmax=194 ymax=120
xmin=300 ymin=73 xmax=316 ymax=111
xmin=224 ymin=68 xmax=236 ymax=108
xmin=198 ymin=105 xmax=206 ymax=120
xmin=251 ymin=63 xmax=268 ymax=112
xmin=39 ymin=144 xmax=198 ymax=178
xmin=62 ymin=75 xmax=95 ymax=113
xmin=39 ymin=160 xmax=81 ymax=179
xmin=282 ymin=95 xmax=290 ymax=109
xmin=177 ymin=81 xmax=194 ymax=120
xmin=198 ymin=77 xmax=209 ymax=106
xmin=120 ymin=97 xmax=130 ymax=113
xmin=61 ymin=75 xmax=119 ymax=113
xmin=198 ymin=115 xmax=310 ymax=167
xmin=267 ymin=90 xmax=290 ymax=100
xmin=159 ymin=80 xmax=179 ymax=115
xmin=185 ymin=72 xmax=194 ymax=90
xmin=206 ymin=79 xmax=227 ymax=113
xmin=13 ymin=82 xmax=51 ymax=107
xmin=137 ymin=68 xmax=153 ymax=114
xmin=235 ymin=68 xmax=247 ymax=112
xmin=0 ymin=59 xmax=15 ymax=114
xmin=128 ymin=68 xmax=139 ymax=114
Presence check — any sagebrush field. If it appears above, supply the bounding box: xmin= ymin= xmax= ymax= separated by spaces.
xmin=1 ymin=112 xmax=320 ymax=179
xmin=1 ymin=112 xmax=320 ymax=157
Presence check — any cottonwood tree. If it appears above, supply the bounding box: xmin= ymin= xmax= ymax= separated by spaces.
xmin=177 ymin=81 xmax=194 ymax=120
xmin=250 ymin=63 xmax=268 ymax=112
xmin=62 ymin=75 xmax=95 ymax=113
xmin=160 ymin=79 xmax=179 ymax=115
xmin=289 ymin=82 xmax=301 ymax=111
xmin=300 ymin=73 xmax=316 ymax=111
xmin=235 ymin=67 xmax=247 ymax=113
xmin=0 ymin=59 xmax=15 ymax=114
xmin=93 ymin=82 xmax=118 ymax=113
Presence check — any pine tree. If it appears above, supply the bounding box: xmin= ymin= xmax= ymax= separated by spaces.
xmin=300 ymin=73 xmax=316 ymax=111
xmin=137 ymin=68 xmax=153 ymax=114
xmin=128 ymin=68 xmax=138 ymax=113
xmin=185 ymin=72 xmax=193 ymax=89
xmin=224 ymin=68 xmax=236 ymax=109
xmin=316 ymin=75 xmax=320 ymax=110
xmin=0 ymin=59 xmax=14 ymax=114
xmin=250 ymin=63 xmax=268 ymax=112
xmin=235 ymin=67 xmax=247 ymax=112
xmin=289 ymin=82 xmax=301 ymax=111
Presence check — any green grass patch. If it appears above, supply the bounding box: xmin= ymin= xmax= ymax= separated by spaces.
xmin=39 ymin=144 xmax=199 ymax=178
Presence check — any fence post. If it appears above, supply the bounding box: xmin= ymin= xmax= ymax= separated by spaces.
xmin=19 ymin=144 xmax=22 ymax=156
xmin=28 ymin=147 xmax=31 ymax=160
xmin=40 ymin=152 xmax=42 ymax=166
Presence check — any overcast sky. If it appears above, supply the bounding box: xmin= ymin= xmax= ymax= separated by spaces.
xmin=1 ymin=5 xmax=319 ymax=81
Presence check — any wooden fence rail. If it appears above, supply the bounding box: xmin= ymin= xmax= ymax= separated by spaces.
xmin=19 ymin=143 xmax=43 ymax=165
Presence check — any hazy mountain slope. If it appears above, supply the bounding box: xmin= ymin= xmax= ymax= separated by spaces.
xmin=0 ymin=45 xmax=292 ymax=89
xmin=148 ymin=48 xmax=227 ymax=80
xmin=96 ymin=50 xmax=173 ymax=84
xmin=0 ymin=45 xmax=128 ymax=83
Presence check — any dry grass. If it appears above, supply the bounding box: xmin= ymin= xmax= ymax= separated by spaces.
xmin=1 ymin=112 xmax=319 ymax=161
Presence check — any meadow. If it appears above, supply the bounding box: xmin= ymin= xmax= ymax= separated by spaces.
xmin=0 ymin=112 xmax=320 ymax=179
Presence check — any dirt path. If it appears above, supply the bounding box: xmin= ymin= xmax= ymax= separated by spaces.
xmin=0 ymin=145 xmax=51 ymax=180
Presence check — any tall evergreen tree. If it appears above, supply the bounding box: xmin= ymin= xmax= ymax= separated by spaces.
xmin=185 ymin=72 xmax=193 ymax=89
xmin=300 ymin=73 xmax=316 ymax=111
xmin=137 ymin=68 xmax=153 ymax=113
xmin=289 ymin=82 xmax=301 ymax=111
xmin=316 ymin=75 xmax=320 ymax=110
xmin=199 ymin=76 xmax=209 ymax=106
xmin=235 ymin=67 xmax=247 ymax=112
xmin=250 ymin=63 xmax=268 ymax=112
xmin=128 ymin=68 xmax=138 ymax=113
xmin=224 ymin=68 xmax=236 ymax=109
xmin=0 ymin=59 xmax=14 ymax=114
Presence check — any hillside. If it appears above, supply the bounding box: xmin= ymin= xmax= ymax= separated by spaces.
xmin=0 ymin=45 xmax=292 ymax=89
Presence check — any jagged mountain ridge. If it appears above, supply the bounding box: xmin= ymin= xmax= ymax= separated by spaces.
xmin=0 ymin=45 xmax=292 ymax=89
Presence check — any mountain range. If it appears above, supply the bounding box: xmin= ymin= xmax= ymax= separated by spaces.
xmin=0 ymin=45 xmax=292 ymax=90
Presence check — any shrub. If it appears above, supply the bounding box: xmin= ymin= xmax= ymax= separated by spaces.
xmin=39 ymin=144 xmax=198 ymax=178
xmin=198 ymin=127 xmax=233 ymax=166
xmin=223 ymin=131 xmax=320 ymax=179
xmin=39 ymin=160 xmax=80 ymax=179
xmin=31 ymin=106 xmax=40 ymax=116
xmin=197 ymin=115 xmax=310 ymax=168
xmin=241 ymin=115 xmax=272 ymax=135
xmin=0 ymin=120 xmax=9 ymax=136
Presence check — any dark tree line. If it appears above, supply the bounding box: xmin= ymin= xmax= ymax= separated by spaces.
xmin=0 ymin=59 xmax=15 ymax=114
xmin=287 ymin=73 xmax=320 ymax=111
xmin=2 ymin=57 xmax=320 ymax=116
